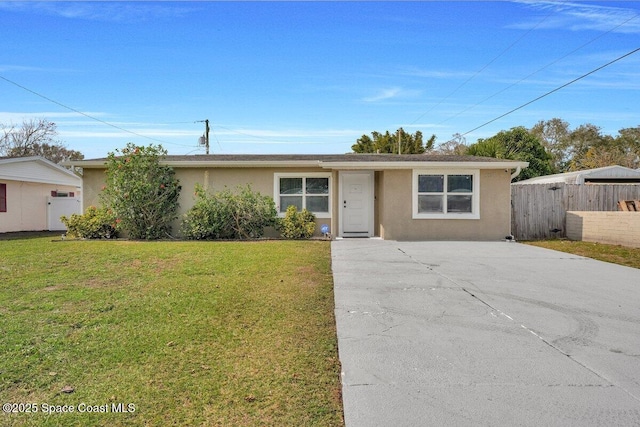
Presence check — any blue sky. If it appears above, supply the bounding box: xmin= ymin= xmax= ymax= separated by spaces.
xmin=1 ymin=1 xmax=639 ymax=159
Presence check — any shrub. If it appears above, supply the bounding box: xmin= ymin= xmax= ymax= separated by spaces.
xmin=277 ymin=205 xmax=316 ymax=239
xmin=61 ymin=206 xmax=117 ymax=239
xmin=100 ymin=143 xmax=181 ymax=240
xmin=182 ymin=184 xmax=277 ymax=240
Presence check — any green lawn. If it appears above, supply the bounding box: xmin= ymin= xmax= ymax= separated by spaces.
xmin=0 ymin=238 xmax=343 ymax=426
xmin=524 ymin=239 xmax=640 ymax=270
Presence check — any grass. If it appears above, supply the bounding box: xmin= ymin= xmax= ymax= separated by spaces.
xmin=524 ymin=239 xmax=640 ymax=269
xmin=0 ymin=238 xmax=343 ymax=426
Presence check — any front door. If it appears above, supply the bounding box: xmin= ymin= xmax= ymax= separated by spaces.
xmin=340 ymin=172 xmax=373 ymax=237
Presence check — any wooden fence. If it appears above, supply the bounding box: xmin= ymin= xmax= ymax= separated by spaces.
xmin=510 ymin=183 xmax=640 ymax=240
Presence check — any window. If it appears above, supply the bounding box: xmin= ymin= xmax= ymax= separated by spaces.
xmin=413 ymin=170 xmax=479 ymax=219
xmin=50 ymin=191 xmax=71 ymax=197
xmin=0 ymin=183 xmax=6 ymax=213
xmin=274 ymin=173 xmax=331 ymax=218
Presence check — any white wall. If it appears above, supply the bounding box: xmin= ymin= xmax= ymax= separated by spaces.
xmin=0 ymin=180 xmax=81 ymax=233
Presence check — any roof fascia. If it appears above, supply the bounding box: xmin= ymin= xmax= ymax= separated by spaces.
xmin=0 ymin=174 xmax=81 ymax=186
xmin=167 ymin=160 xmax=324 ymax=168
xmin=318 ymin=161 xmax=529 ymax=170
xmin=64 ymin=160 xmax=325 ymax=168
xmin=65 ymin=159 xmax=529 ymax=170
xmin=1 ymin=156 xmax=81 ymax=183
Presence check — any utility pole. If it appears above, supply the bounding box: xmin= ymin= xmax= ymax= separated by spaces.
xmin=204 ymin=119 xmax=210 ymax=155
xmin=397 ymin=128 xmax=402 ymax=155
xmin=196 ymin=119 xmax=210 ymax=154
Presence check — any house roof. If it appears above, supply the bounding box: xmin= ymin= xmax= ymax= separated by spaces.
xmin=66 ymin=153 xmax=528 ymax=170
xmin=514 ymin=165 xmax=640 ymax=185
xmin=0 ymin=156 xmax=82 ymax=186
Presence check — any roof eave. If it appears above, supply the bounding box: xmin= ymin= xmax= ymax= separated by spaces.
xmin=64 ymin=159 xmax=529 ymax=170
xmin=2 ymin=156 xmax=82 ymax=182
xmin=318 ymin=161 xmax=529 ymax=170
xmin=167 ymin=160 xmax=325 ymax=168
xmin=63 ymin=160 xmax=325 ymax=168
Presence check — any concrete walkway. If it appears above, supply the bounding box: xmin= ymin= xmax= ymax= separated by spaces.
xmin=332 ymin=239 xmax=640 ymax=426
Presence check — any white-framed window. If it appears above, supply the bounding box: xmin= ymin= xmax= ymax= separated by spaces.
xmin=274 ymin=173 xmax=331 ymax=218
xmin=412 ymin=169 xmax=480 ymax=219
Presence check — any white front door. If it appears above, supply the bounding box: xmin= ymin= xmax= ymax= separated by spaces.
xmin=340 ymin=171 xmax=373 ymax=237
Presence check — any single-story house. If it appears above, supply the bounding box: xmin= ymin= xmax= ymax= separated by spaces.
xmin=0 ymin=156 xmax=82 ymax=233
xmin=67 ymin=154 xmax=528 ymax=241
xmin=515 ymin=165 xmax=640 ymax=185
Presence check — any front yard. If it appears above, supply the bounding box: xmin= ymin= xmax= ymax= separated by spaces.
xmin=0 ymin=238 xmax=343 ymax=426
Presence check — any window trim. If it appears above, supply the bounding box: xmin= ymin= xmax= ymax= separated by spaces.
xmin=274 ymin=172 xmax=331 ymax=218
xmin=412 ymin=169 xmax=480 ymax=219
xmin=0 ymin=183 xmax=6 ymax=213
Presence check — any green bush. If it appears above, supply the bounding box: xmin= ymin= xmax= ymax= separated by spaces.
xmin=277 ymin=205 xmax=316 ymax=239
xmin=100 ymin=143 xmax=181 ymax=240
xmin=61 ymin=206 xmax=118 ymax=239
xmin=182 ymin=184 xmax=277 ymax=240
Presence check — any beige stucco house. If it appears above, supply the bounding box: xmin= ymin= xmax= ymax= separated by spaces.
xmin=70 ymin=154 xmax=527 ymax=241
xmin=0 ymin=156 xmax=82 ymax=233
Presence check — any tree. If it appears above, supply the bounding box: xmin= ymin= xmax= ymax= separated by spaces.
xmin=101 ymin=143 xmax=181 ymax=240
xmin=530 ymin=118 xmax=571 ymax=173
xmin=435 ymin=133 xmax=468 ymax=155
xmin=352 ymin=129 xmax=435 ymax=154
xmin=466 ymin=126 xmax=553 ymax=181
xmin=0 ymin=119 xmax=83 ymax=164
xmin=615 ymin=126 xmax=640 ymax=169
xmin=571 ymin=145 xmax=635 ymax=170
xmin=565 ymin=123 xmax=611 ymax=171
xmin=530 ymin=120 xmax=640 ymax=171
xmin=617 ymin=126 xmax=640 ymax=153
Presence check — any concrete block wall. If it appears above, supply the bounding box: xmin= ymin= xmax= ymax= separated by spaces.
xmin=566 ymin=211 xmax=640 ymax=248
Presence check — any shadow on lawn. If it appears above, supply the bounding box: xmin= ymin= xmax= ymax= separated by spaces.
xmin=0 ymin=231 xmax=61 ymax=240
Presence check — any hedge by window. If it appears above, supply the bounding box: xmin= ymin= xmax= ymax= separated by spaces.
xmin=412 ymin=170 xmax=479 ymax=219
xmin=274 ymin=173 xmax=330 ymax=218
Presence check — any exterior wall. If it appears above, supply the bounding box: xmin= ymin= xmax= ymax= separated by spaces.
xmin=566 ymin=211 xmax=640 ymax=248
xmin=82 ymin=169 xmax=104 ymax=211
xmin=81 ymin=166 xmax=335 ymax=238
xmin=178 ymin=167 xmax=335 ymax=237
xmin=378 ymin=169 xmax=512 ymax=241
xmin=374 ymin=171 xmax=382 ymax=237
xmin=0 ymin=179 xmax=80 ymax=233
xmin=81 ymin=165 xmax=514 ymax=240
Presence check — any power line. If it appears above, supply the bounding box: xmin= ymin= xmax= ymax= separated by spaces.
xmin=461 ymin=47 xmax=640 ymax=136
xmin=214 ymin=124 xmax=277 ymax=142
xmin=410 ymin=1 xmax=561 ymax=126
xmin=210 ymin=126 xmax=223 ymax=152
xmin=438 ymin=10 xmax=640 ymax=127
xmin=0 ymin=74 xmax=195 ymax=148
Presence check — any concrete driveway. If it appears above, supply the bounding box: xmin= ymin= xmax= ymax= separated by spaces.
xmin=331 ymin=239 xmax=640 ymax=426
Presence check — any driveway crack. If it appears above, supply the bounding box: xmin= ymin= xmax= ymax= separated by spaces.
xmin=395 ymin=245 xmax=640 ymax=403
xmin=462 ymin=288 xmax=640 ymax=403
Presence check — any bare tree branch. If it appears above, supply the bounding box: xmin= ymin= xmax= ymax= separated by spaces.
xmin=0 ymin=118 xmax=83 ymax=164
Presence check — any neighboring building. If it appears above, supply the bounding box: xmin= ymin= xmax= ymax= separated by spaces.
xmin=515 ymin=165 xmax=640 ymax=185
xmin=68 ymin=154 xmax=527 ymax=241
xmin=0 ymin=156 xmax=82 ymax=233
